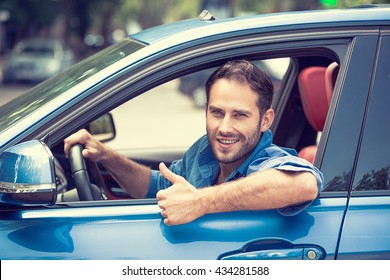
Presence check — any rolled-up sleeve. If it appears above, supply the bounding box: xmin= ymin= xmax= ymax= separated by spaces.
xmin=145 ymin=170 xmax=161 ymax=198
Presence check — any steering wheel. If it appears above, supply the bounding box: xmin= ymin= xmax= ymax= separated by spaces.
xmin=69 ymin=144 xmax=106 ymax=201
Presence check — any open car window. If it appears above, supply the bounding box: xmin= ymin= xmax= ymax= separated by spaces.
xmin=51 ymin=51 xmax=342 ymax=204
xmin=52 ymin=57 xmax=292 ymax=203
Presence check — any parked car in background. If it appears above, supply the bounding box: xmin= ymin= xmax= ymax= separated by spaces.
xmin=2 ymin=38 xmax=75 ymax=84
xmin=0 ymin=6 xmax=389 ymax=260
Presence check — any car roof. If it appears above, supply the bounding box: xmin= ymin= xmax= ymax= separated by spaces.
xmin=131 ymin=5 xmax=390 ymax=45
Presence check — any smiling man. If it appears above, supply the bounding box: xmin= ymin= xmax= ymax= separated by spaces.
xmin=64 ymin=59 xmax=323 ymax=226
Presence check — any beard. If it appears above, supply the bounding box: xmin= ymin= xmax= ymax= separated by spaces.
xmin=207 ymin=126 xmax=262 ymax=165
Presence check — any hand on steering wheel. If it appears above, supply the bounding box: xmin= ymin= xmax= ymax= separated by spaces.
xmin=69 ymin=144 xmax=107 ymax=201
xmin=69 ymin=144 xmax=94 ymax=201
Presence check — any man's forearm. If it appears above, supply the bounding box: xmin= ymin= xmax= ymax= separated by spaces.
xmin=157 ymin=166 xmax=319 ymax=225
xmin=199 ymin=169 xmax=318 ymax=214
xmin=101 ymin=150 xmax=151 ymax=198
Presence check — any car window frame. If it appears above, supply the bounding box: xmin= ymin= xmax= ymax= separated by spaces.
xmin=349 ymin=31 xmax=390 ymax=196
xmin=318 ymin=34 xmax=380 ymax=197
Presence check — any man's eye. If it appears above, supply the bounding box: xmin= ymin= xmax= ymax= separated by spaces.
xmin=235 ymin=113 xmax=247 ymax=118
xmin=211 ymin=110 xmax=223 ymax=117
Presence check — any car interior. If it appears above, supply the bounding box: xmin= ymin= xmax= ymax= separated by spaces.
xmin=49 ymin=53 xmax=340 ymax=203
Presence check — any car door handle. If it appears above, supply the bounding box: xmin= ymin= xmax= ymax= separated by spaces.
xmin=219 ymin=238 xmax=326 ymax=260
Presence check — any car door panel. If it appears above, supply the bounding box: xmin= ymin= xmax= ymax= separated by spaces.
xmin=1 ymin=197 xmax=345 ymax=259
xmin=337 ymin=197 xmax=390 ymax=259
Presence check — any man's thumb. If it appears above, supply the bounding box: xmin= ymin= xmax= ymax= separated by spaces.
xmin=159 ymin=162 xmax=182 ymax=184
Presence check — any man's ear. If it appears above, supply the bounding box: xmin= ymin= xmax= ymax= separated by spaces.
xmin=260 ymin=108 xmax=274 ymax=132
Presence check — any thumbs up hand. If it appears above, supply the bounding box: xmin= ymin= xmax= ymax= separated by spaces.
xmin=157 ymin=162 xmax=205 ymax=226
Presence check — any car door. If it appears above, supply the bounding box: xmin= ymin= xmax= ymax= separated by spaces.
xmin=0 ymin=29 xmax=379 ymax=260
xmin=336 ymin=32 xmax=390 ymax=259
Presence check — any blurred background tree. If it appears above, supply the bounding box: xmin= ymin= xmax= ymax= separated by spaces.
xmin=0 ymin=0 xmax=389 ymax=59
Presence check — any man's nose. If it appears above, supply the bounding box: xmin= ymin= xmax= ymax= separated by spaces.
xmin=219 ymin=116 xmax=234 ymax=133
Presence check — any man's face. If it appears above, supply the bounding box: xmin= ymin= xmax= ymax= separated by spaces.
xmin=206 ymin=79 xmax=265 ymax=169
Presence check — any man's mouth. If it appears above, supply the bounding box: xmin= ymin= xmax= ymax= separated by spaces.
xmin=218 ymin=139 xmax=239 ymax=144
xmin=217 ymin=138 xmax=240 ymax=149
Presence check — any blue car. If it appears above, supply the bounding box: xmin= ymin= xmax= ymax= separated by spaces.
xmin=0 ymin=6 xmax=389 ymax=260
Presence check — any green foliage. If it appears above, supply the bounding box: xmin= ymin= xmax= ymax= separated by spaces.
xmin=321 ymin=0 xmax=338 ymax=7
xmin=0 ymin=0 xmax=60 ymax=34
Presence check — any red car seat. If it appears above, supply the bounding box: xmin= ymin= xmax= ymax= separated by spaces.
xmin=297 ymin=66 xmax=328 ymax=164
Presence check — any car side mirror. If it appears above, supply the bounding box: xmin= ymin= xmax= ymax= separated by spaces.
xmin=86 ymin=113 xmax=116 ymax=143
xmin=0 ymin=140 xmax=57 ymax=206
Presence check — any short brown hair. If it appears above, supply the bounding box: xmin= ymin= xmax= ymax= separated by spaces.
xmin=205 ymin=59 xmax=274 ymax=116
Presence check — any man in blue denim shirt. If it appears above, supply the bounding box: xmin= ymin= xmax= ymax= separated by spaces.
xmin=65 ymin=59 xmax=323 ymax=226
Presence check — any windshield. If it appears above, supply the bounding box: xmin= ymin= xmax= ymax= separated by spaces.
xmin=0 ymin=39 xmax=145 ymax=133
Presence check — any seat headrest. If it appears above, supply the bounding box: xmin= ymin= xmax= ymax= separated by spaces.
xmin=325 ymin=62 xmax=339 ymax=106
xmin=298 ymin=66 xmax=329 ymax=132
